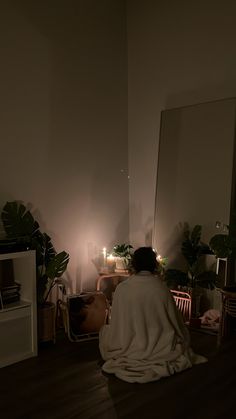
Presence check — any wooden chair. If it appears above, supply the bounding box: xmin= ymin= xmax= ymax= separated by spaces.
xmin=96 ymin=272 xmax=130 ymax=303
xmin=170 ymin=289 xmax=192 ymax=323
xmin=218 ymin=288 xmax=236 ymax=345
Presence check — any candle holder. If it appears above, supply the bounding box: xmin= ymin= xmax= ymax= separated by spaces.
xmin=98 ymin=247 xmax=107 ymax=274
xmin=98 ymin=249 xmax=116 ymax=274
xmin=106 ymin=254 xmax=116 ymax=273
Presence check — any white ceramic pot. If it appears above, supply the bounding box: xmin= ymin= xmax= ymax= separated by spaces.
xmin=115 ymin=257 xmax=127 ymax=270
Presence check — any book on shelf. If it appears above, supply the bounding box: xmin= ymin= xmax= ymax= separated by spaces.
xmin=2 ymin=294 xmax=21 ymax=304
xmin=0 ymin=282 xmax=21 ymax=306
xmin=1 ymin=282 xmax=21 ymax=293
xmin=0 ymin=237 xmax=31 ymax=254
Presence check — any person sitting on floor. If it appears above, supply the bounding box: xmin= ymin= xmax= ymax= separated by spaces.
xmin=99 ymin=246 xmax=207 ymax=383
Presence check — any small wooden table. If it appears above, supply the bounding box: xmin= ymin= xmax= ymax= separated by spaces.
xmin=96 ymin=271 xmax=130 ymax=302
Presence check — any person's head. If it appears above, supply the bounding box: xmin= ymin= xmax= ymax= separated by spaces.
xmin=131 ymin=247 xmax=158 ymax=273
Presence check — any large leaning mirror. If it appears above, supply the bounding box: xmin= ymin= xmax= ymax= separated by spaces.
xmin=153 ymin=98 xmax=236 ymax=280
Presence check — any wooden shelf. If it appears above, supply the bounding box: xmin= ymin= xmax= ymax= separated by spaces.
xmin=0 ymin=251 xmax=37 ymax=368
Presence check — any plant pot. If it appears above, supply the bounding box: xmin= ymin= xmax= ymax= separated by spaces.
xmin=37 ymin=302 xmax=56 ymax=343
xmin=115 ymin=257 xmax=127 ymax=271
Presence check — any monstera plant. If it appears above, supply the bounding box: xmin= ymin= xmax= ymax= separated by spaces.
xmin=1 ymin=201 xmax=69 ymax=306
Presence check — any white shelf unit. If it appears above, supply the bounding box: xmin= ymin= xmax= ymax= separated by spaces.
xmin=0 ymin=250 xmax=37 ymax=367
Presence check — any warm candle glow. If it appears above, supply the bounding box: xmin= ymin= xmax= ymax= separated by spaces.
xmin=106 ymin=254 xmax=115 ymax=272
xmin=102 ymin=247 xmax=107 ymax=266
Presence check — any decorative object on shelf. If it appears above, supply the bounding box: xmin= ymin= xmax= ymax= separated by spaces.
xmin=1 ymin=201 xmax=70 ymax=343
xmin=112 ymin=243 xmax=133 ymax=271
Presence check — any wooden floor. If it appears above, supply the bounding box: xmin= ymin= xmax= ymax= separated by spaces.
xmin=1 ymin=329 xmax=236 ymax=419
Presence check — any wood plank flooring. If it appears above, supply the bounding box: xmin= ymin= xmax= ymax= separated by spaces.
xmin=0 ymin=330 xmax=235 ymax=419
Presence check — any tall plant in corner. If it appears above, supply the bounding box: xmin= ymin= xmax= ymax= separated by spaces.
xmin=1 ymin=201 xmax=69 ymax=306
xmin=165 ymin=224 xmax=217 ymax=290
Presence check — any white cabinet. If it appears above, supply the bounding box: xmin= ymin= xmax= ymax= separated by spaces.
xmin=0 ymin=250 xmax=37 ymax=367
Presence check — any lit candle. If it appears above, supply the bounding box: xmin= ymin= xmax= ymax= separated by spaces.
xmin=102 ymin=247 xmax=107 ymax=267
xmin=107 ymin=254 xmax=115 ymax=272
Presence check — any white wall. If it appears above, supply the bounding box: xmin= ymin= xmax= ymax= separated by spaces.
xmin=0 ymin=0 xmax=128 ymax=291
xmin=127 ymin=0 xmax=236 ymax=251
xmin=3 ymin=0 xmax=236 ymax=289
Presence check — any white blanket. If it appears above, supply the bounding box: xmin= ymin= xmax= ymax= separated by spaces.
xmin=99 ymin=272 xmax=207 ymax=383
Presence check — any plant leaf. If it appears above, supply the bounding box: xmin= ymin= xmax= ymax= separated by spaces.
xmin=45 ymin=251 xmax=69 ymax=279
xmin=209 ymin=234 xmax=232 ymax=258
xmin=2 ymin=201 xmax=39 ymax=238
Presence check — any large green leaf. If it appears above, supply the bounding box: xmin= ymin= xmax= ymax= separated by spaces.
xmin=181 ymin=224 xmax=211 ymax=268
xmin=45 ymin=251 xmax=69 ymax=279
xmin=190 ymin=225 xmax=202 ymax=246
xmin=2 ymin=201 xmax=39 ymax=238
xmin=33 ymin=233 xmax=55 ymax=264
xmin=112 ymin=243 xmax=133 ymax=258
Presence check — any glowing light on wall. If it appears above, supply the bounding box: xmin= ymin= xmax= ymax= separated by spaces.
xmin=102 ymin=247 xmax=107 ymax=267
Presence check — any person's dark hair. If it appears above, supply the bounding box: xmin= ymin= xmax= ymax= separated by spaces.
xmin=131 ymin=247 xmax=158 ymax=273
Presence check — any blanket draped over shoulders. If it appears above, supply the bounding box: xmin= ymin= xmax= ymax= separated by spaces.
xmin=99 ymin=272 xmax=207 ymax=383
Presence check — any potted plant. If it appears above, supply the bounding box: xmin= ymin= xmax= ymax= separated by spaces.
xmin=112 ymin=243 xmax=133 ymax=271
xmin=209 ymin=218 xmax=236 ymax=288
xmin=1 ymin=201 xmax=69 ymax=342
xmin=209 ymin=225 xmax=236 ymax=259
xmin=165 ymin=224 xmax=217 ymax=317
